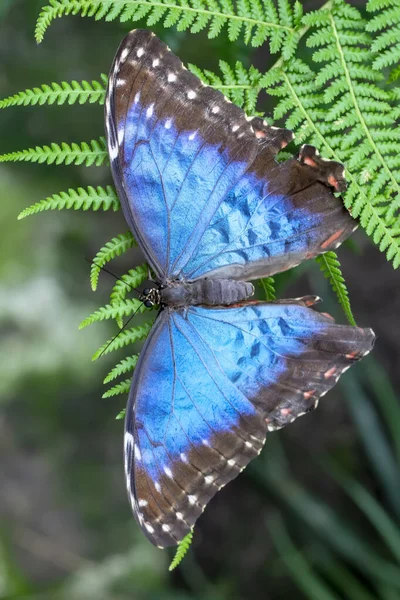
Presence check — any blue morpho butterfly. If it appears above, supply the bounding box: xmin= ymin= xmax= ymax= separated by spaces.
xmin=105 ymin=30 xmax=375 ymax=548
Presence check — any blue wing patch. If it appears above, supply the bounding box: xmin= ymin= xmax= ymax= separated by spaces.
xmin=124 ymin=301 xmax=375 ymax=547
xmin=105 ymin=30 xmax=356 ymax=283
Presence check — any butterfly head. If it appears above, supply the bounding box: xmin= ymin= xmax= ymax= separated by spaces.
xmin=140 ymin=286 xmax=161 ymax=308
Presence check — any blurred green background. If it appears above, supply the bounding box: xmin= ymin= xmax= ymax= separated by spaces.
xmin=1 ymin=1 xmax=400 ymax=599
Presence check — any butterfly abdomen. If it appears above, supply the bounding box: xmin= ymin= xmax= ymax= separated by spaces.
xmin=160 ymin=279 xmax=254 ymax=307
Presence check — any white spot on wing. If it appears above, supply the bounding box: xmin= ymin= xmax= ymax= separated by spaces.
xmin=180 ymin=453 xmax=188 ymax=463
xmin=232 ymin=124 xmax=240 ymax=132
xmin=212 ymin=105 xmax=220 ymax=113
xmin=116 ymin=78 xmax=125 ymax=87
xmin=155 ymin=482 xmax=161 ymax=492
xmin=134 ymin=444 xmax=142 ymax=461
xmin=164 ymin=466 xmax=173 ymax=478
xmin=227 ymin=459 xmax=236 ymax=467
xmin=189 ymin=132 xmax=197 ymax=140
xmin=134 ymin=92 xmax=140 ymax=104
xmin=137 ymin=47 xmax=144 ymax=58
xmin=120 ymin=48 xmax=130 ymax=61
xmin=187 ymin=90 xmax=196 ymax=99
xmin=165 ymin=119 xmax=172 ymax=129
xmin=152 ymin=58 xmax=160 ymax=67
xmin=138 ymin=499 xmax=148 ymax=507
xmin=145 ymin=522 xmax=155 ymax=533
xmin=162 ymin=524 xmax=171 ymax=532
xmin=188 ymin=495 xmax=197 ymax=505
xmin=168 ymin=72 xmax=177 ymax=82
xmin=146 ymin=103 xmax=154 ymax=118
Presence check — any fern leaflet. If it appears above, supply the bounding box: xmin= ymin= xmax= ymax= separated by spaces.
xmin=189 ymin=61 xmax=262 ymax=113
xmin=366 ymin=0 xmax=400 ymax=76
xmin=90 ymin=232 xmax=136 ymax=291
xmin=104 ymin=355 xmax=139 ymax=384
xmin=260 ymin=277 xmax=276 ymax=301
xmin=79 ymin=298 xmax=145 ymax=329
xmin=18 ymin=185 xmax=119 ymax=219
xmin=0 ymin=75 xmax=107 ymax=108
xmin=169 ymin=530 xmax=193 ymax=570
xmin=315 ymin=252 xmax=356 ymax=326
xmin=92 ymin=321 xmax=153 ymax=360
xmin=103 ymin=378 xmax=131 ymax=398
xmin=110 ymin=264 xmax=148 ymax=327
xmin=35 ymin=0 xmax=301 ymax=58
xmin=116 ymin=409 xmax=126 ymax=420
xmin=0 ymin=137 xmax=108 ymax=167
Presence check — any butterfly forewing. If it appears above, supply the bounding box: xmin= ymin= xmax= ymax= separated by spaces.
xmin=106 ymin=30 xmax=356 ymax=284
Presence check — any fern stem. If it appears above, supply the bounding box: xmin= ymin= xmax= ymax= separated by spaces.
xmin=329 ymin=13 xmax=400 ymax=201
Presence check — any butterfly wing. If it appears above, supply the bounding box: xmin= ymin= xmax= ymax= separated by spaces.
xmin=106 ymin=30 xmax=355 ymax=282
xmin=125 ymin=301 xmax=375 ymax=547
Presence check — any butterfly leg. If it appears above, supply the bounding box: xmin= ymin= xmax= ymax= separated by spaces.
xmin=298 ymin=145 xmax=347 ymax=193
xmin=249 ymin=117 xmax=294 ymax=153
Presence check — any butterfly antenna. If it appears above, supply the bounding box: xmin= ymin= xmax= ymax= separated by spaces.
xmin=84 ymin=257 xmax=142 ymax=296
xmin=97 ymin=301 xmax=146 ymax=359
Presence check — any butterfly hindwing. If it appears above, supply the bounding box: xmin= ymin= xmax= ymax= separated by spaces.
xmin=125 ymin=301 xmax=375 ymax=547
xmin=106 ymin=29 xmax=356 ymax=283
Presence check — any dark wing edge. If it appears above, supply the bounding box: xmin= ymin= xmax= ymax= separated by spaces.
xmin=124 ymin=301 xmax=375 ymax=548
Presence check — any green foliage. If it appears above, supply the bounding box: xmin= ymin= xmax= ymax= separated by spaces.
xmin=92 ymin=321 xmax=153 ymax=360
xmin=189 ymin=61 xmax=262 ymax=113
xmin=262 ymin=0 xmax=400 ymax=268
xmin=35 ymin=0 xmax=302 ymax=57
xmin=169 ymin=531 xmax=193 ymax=571
xmin=18 ymin=185 xmax=119 ymax=219
xmin=0 ymin=137 xmax=108 ymax=167
xmin=103 ymin=378 xmax=131 ymax=398
xmin=260 ymin=277 xmax=276 ymax=301
xmin=79 ymin=298 xmax=145 ymax=329
xmin=104 ymin=355 xmax=139 ymax=384
xmin=116 ymin=408 xmax=126 ymax=419
xmin=110 ymin=264 xmax=148 ymax=327
xmin=367 ymin=0 xmax=400 ymax=76
xmin=316 ymin=251 xmax=356 ymax=326
xmin=0 ymin=75 xmax=107 ymax=108
xmin=90 ymin=232 xmax=136 ymax=291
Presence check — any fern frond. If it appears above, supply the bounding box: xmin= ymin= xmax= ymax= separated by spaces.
xmin=0 ymin=75 xmax=107 ymax=109
xmin=104 ymin=355 xmax=139 ymax=384
xmin=189 ymin=61 xmax=262 ymax=113
xmin=169 ymin=530 xmax=193 ymax=571
xmin=79 ymin=298 xmax=145 ymax=329
xmin=116 ymin=409 xmax=126 ymax=420
xmin=35 ymin=0 xmax=300 ymax=58
xmin=263 ymin=0 xmax=400 ymax=268
xmin=103 ymin=378 xmax=131 ymax=398
xmin=110 ymin=264 xmax=148 ymax=327
xmin=316 ymin=252 xmax=356 ymax=326
xmin=18 ymin=185 xmax=119 ymax=219
xmin=0 ymin=137 xmax=108 ymax=167
xmin=260 ymin=277 xmax=276 ymax=301
xmin=92 ymin=321 xmax=153 ymax=360
xmin=90 ymin=232 xmax=136 ymax=291
xmin=366 ymin=0 xmax=400 ymax=72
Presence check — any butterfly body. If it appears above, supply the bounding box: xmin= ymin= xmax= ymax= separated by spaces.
xmin=156 ymin=278 xmax=254 ymax=307
xmin=105 ymin=29 xmax=375 ymax=548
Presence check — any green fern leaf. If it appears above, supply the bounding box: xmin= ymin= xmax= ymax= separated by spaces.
xmin=110 ymin=264 xmax=148 ymax=326
xmin=103 ymin=378 xmax=131 ymax=398
xmin=188 ymin=60 xmax=262 ymax=112
xmin=103 ymin=355 xmax=139 ymax=383
xmin=316 ymin=252 xmax=356 ymax=326
xmin=260 ymin=277 xmax=276 ymax=301
xmin=79 ymin=298 xmax=145 ymax=329
xmin=18 ymin=185 xmax=119 ymax=219
xmin=169 ymin=530 xmax=194 ymax=571
xmin=0 ymin=75 xmax=107 ymax=108
xmin=90 ymin=232 xmax=136 ymax=291
xmin=0 ymin=137 xmax=108 ymax=167
xmin=92 ymin=321 xmax=153 ymax=360
xmin=35 ymin=0 xmax=299 ymax=56
xmin=116 ymin=408 xmax=126 ymax=420
xmin=366 ymin=0 xmax=400 ymax=72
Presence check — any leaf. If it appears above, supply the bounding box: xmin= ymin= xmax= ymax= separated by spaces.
xmin=0 ymin=137 xmax=108 ymax=167
xmin=169 ymin=530 xmax=193 ymax=570
xmin=316 ymin=252 xmax=356 ymax=326
xmin=90 ymin=232 xmax=136 ymax=291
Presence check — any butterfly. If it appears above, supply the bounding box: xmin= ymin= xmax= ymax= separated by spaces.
xmin=105 ymin=29 xmax=375 ymax=548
